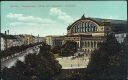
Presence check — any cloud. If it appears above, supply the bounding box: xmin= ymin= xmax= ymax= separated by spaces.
xmin=6 ymin=13 xmax=23 ymax=19
xmin=6 ymin=13 xmax=57 ymax=24
xmin=6 ymin=13 xmax=66 ymax=36
xmin=50 ymin=7 xmax=74 ymax=24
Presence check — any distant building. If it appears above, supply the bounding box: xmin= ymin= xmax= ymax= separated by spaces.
xmin=15 ymin=34 xmax=37 ymax=45
xmin=14 ymin=35 xmax=25 ymax=46
xmin=53 ymin=36 xmax=64 ymax=47
xmin=115 ymin=33 xmax=127 ymax=43
xmin=45 ymin=35 xmax=64 ymax=47
xmin=1 ymin=34 xmax=6 ymax=51
xmin=0 ymin=33 xmax=17 ymax=50
xmin=46 ymin=36 xmax=53 ymax=46
xmin=34 ymin=36 xmax=45 ymax=43
xmin=23 ymin=34 xmax=35 ymax=45
xmin=39 ymin=37 xmax=45 ymax=42
xmin=1 ymin=31 xmax=45 ymax=51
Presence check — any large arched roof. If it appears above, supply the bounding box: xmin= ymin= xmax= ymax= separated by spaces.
xmin=67 ymin=17 xmax=101 ymax=30
xmin=67 ymin=15 xmax=127 ymax=32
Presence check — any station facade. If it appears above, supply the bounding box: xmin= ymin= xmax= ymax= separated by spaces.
xmin=64 ymin=15 xmax=122 ymax=54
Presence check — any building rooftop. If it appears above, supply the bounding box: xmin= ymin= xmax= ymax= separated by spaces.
xmin=1 ymin=33 xmax=16 ymax=39
xmin=67 ymin=15 xmax=127 ymax=32
xmin=46 ymin=35 xmax=64 ymax=37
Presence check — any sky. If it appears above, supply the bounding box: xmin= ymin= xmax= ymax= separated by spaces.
xmin=1 ymin=1 xmax=127 ymax=37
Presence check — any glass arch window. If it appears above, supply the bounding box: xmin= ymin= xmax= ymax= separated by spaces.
xmin=86 ymin=22 xmax=88 ymax=32
xmin=76 ymin=24 xmax=78 ymax=32
xmin=87 ymin=23 xmax=90 ymax=32
xmin=88 ymin=21 xmax=91 ymax=32
xmin=82 ymin=22 xmax=85 ymax=32
xmin=70 ymin=20 xmax=99 ymax=33
xmin=90 ymin=23 xmax=94 ymax=32
xmin=80 ymin=22 xmax=82 ymax=32
xmin=77 ymin=24 xmax=80 ymax=33
xmin=81 ymin=22 xmax=84 ymax=32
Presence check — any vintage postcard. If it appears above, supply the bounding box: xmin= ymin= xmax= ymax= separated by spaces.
xmin=1 ymin=1 xmax=127 ymax=80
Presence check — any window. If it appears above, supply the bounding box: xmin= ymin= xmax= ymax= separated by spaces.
xmin=83 ymin=22 xmax=85 ymax=32
xmin=77 ymin=25 xmax=80 ymax=33
xmin=81 ymin=22 xmax=84 ymax=32
xmin=85 ymin=22 xmax=87 ymax=32
xmin=70 ymin=20 xmax=99 ymax=33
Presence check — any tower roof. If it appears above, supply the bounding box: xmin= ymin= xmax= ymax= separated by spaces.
xmin=81 ymin=14 xmax=85 ymax=19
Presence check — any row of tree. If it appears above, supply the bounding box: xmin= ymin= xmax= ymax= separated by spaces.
xmin=84 ymin=33 xmax=127 ymax=79
xmin=1 ymin=42 xmax=43 ymax=58
xmin=58 ymin=33 xmax=127 ymax=80
xmin=51 ymin=41 xmax=78 ymax=57
xmin=1 ymin=43 xmax=62 ymax=80
xmin=63 ymin=33 xmax=128 ymax=80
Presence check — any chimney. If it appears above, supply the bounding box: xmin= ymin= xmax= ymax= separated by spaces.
xmin=5 ymin=31 xmax=7 ymax=35
xmin=7 ymin=30 xmax=9 ymax=35
xmin=38 ymin=34 xmax=39 ymax=42
xmin=4 ymin=31 xmax=7 ymax=49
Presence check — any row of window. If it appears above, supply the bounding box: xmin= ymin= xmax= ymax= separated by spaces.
xmin=83 ymin=49 xmax=94 ymax=53
xmin=53 ymin=40 xmax=63 ymax=46
xmin=82 ymin=41 xmax=103 ymax=48
xmin=71 ymin=21 xmax=98 ymax=33
xmin=82 ymin=41 xmax=97 ymax=48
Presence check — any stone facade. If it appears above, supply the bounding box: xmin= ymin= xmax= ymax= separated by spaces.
xmin=23 ymin=35 xmax=35 ymax=45
xmin=1 ymin=33 xmax=17 ymax=50
xmin=0 ymin=33 xmax=42 ymax=51
xmin=1 ymin=37 xmax=6 ymax=51
xmin=45 ymin=35 xmax=64 ymax=47
xmin=64 ymin=15 xmax=113 ymax=54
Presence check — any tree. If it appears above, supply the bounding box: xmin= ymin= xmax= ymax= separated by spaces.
xmin=38 ymin=43 xmax=62 ymax=76
xmin=60 ymin=41 xmax=77 ymax=57
xmin=51 ymin=46 xmax=61 ymax=54
xmin=1 ymin=43 xmax=62 ymax=80
xmin=1 ymin=60 xmax=31 ymax=80
xmin=85 ymin=33 xmax=126 ymax=79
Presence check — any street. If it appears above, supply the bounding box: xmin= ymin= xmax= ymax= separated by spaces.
xmin=1 ymin=45 xmax=41 ymax=69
